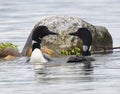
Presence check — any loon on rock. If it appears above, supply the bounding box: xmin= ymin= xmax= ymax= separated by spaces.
xmin=29 ymin=26 xmax=58 ymax=64
xmin=67 ymin=28 xmax=94 ymax=63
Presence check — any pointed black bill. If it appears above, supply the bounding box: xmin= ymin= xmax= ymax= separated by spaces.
xmin=49 ymin=31 xmax=58 ymax=35
xmin=68 ymin=32 xmax=77 ymax=36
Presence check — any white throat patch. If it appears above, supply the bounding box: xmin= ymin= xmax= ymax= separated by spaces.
xmin=83 ymin=45 xmax=91 ymax=51
xmin=83 ymin=45 xmax=88 ymax=51
xmin=89 ymin=46 xmax=91 ymax=51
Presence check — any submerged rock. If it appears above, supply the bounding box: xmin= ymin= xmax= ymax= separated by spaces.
xmin=22 ymin=16 xmax=113 ymax=56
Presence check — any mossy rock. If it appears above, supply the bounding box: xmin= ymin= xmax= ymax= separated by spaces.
xmin=0 ymin=42 xmax=20 ymax=58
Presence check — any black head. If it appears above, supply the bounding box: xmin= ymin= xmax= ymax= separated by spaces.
xmin=32 ymin=26 xmax=58 ymax=51
xmin=69 ymin=28 xmax=92 ymax=56
xmin=32 ymin=26 xmax=58 ymax=41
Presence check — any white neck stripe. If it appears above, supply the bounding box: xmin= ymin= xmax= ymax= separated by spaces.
xmin=39 ymin=37 xmax=42 ymax=41
xmin=32 ymin=40 xmax=38 ymax=45
xmin=83 ymin=45 xmax=88 ymax=51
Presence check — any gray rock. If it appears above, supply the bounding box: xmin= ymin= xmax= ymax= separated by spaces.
xmin=22 ymin=16 xmax=113 ymax=56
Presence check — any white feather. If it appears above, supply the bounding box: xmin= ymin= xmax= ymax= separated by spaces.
xmin=83 ymin=45 xmax=88 ymax=51
xmin=30 ymin=48 xmax=47 ymax=64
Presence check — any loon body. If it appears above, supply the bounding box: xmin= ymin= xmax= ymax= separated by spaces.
xmin=30 ymin=48 xmax=47 ymax=63
xmin=29 ymin=26 xmax=58 ymax=64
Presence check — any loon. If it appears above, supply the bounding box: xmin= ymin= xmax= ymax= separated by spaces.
xmin=69 ymin=28 xmax=92 ymax=56
xmin=67 ymin=28 xmax=94 ymax=63
xmin=29 ymin=26 xmax=58 ymax=64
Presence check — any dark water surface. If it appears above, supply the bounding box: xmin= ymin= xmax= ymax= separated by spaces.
xmin=0 ymin=0 xmax=120 ymax=94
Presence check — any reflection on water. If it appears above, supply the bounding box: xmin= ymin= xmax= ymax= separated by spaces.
xmin=0 ymin=0 xmax=120 ymax=94
xmin=0 ymin=53 xmax=120 ymax=94
xmin=35 ymin=62 xmax=93 ymax=83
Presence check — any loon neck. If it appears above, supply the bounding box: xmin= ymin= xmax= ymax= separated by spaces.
xmin=32 ymin=43 xmax=41 ymax=51
xmin=32 ymin=39 xmax=42 ymax=51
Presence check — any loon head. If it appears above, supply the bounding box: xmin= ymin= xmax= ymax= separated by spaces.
xmin=69 ymin=28 xmax=92 ymax=56
xmin=30 ymin=26 xmax=58 ymax=64
xmin=32 ymin=26 xmax=58 ymax=51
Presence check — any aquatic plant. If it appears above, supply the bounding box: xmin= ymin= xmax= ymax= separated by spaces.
xmin=61 ymin=47 xmax=81 ymax=55
xmin=0 ymin=42 xmax=18 ymax=51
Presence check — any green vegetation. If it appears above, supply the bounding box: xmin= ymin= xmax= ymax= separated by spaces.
xmin=0 ymin=42 xmax=18 ymax=51
xmin=61 ymin=47 xmax=81 ymax=55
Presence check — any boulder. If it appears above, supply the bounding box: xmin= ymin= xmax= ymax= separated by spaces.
xmin=0 ymin=47 xmax=21 ymax=57
xmin=22 ymin=16 xmax=113 ymax=56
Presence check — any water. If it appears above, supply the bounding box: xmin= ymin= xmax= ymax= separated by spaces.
xmin=0 ymin=0 xmax=120 ymax=94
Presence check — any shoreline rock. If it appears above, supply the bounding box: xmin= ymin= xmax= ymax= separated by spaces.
xmin=0 ymin=47 xmax=21 ymax=61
